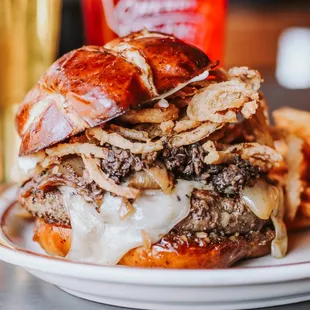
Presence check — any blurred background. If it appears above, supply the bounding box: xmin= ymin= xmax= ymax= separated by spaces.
xmin=1 ymin=0 xmax=310 ymax=181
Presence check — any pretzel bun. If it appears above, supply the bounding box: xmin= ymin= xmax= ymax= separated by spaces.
xmin=16 ymin=30 xmax=215 ymax=156
xmin=33 ymin=219 xmax=274 ymax=268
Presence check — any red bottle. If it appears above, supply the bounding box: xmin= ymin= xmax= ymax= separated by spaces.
xmin=82 ymin=0 xmax=227 ymax=61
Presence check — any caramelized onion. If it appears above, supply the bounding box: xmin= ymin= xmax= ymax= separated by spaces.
xmin=141 ymin=229 xmax=152 ymax=250
xmin=144 ymin=166 xmax=174 ymax=194
xmin=242 ymin=179 xmax=287 ymax=258
xmin=242 ymin=179 xmax=278 ymax=220
xmin=270 ymin=184 xmax=288 ymax=258
xmin=128 ymin=171 xmax=160 ymax=190
xmin=118 ymin=198 xmax=134 ymax=221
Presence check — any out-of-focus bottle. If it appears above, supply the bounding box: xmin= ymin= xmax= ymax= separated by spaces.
xmin=82 ymin=0 xmax=227 ymax=62
xmin=0 ymin=0 xmax=62 ymax=182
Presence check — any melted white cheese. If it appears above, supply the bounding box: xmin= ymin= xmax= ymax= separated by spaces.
xmin=157 ymin=98 xmax=169 ymax=108
xmin=59 ymin=180 xmax=199 ymax=265
xmin=18 ymin=151 xmax=46 ymax=174
xmin=152 ymin=69 xmax=210 ymax=101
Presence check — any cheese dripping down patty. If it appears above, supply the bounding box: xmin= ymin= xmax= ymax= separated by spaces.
xmin=56 ymin=177 xmax=287 ymax=265
xmin=18 ymin=151 xmax=46 ymax=175
xmin=17 ymin=148 xmax=287 ymax=262
xmin=59 ymin=180 xmax=202 ymax=265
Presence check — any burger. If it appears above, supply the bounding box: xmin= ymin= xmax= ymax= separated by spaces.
xmin=16 ymin=30 xmax=287 ymax=268
xmin=273 ymin=107 xmax=310 ymax=230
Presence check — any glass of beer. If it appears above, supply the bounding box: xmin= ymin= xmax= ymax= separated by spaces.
xmin=0 ymin=0 xmax=62 ymax=182
xmin=82 ymin=0 xmax=227 ymax=62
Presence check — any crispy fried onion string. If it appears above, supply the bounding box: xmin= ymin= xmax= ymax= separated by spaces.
xmin=160 ymin=120 xmax=174 ymax=133
xmin=82 ymin=155 xmax=140 ymax=199
xmin=42 ymin=143 xmax=109 ymax=168
xmin=118 ymin=104 xmax=179 ymax=124
xmin=110 ymin=124 xmax=149 ymax=142
xmin=187 ymin=79 xmax=259 ymax=123
xmin=202 ymin=141 xmax=230 ymax=165
xmin=169 ymin=122 xmax=224 ymax=147
xmin=87 ymin=127 xmax=163 ymax=154
xmin=243 ymin=99 xmax=274 ymax=147
xmin=227 ymin=66 xmax=262 ymax=91
xmin=202 ymin=142 xmax=282 ymax=170
xmin=224 ymin=143 xmax=282 ymax=171
xmin=173 ymin=119 xmax=202 ymax=133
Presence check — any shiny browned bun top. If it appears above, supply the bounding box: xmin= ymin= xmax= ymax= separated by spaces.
xmin=16 ymin=29 xmax=215 ymax=156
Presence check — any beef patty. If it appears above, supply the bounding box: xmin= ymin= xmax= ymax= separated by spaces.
xmin=19 ymin=143 xmax=264 ymax=235
xmin=175 ymin=189 xmax=266 ymax=235
xmin=22 ymin=185 xmax=266 ymax=235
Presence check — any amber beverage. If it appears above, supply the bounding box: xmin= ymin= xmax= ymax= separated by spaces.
xmin=0 ymin=0 xmax=61 ymax=181
xmin=82 ymin=0 xmax=227 ymax=62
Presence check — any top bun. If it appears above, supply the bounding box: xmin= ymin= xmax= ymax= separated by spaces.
xmin=16 ymin=30 xmax=214 ymax=156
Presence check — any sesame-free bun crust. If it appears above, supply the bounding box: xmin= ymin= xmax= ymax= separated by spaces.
xmin=34 ymin=219 xmax=273 ymax=269
xmin=16 ymin=30 xmax=214 ymax=156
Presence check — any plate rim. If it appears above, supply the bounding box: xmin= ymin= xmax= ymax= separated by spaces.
xmin=1 ymin=242 xmax=310 ymax=286
xmin=1 ymin=187 xmax=310 ymax=287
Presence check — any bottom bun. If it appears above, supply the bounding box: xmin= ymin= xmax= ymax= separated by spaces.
xmin=33 ymin=219 xmax=274 ymax=268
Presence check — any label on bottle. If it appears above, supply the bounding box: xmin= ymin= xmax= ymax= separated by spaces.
xmin=102 ymin=0 xmax=205 ymax=46
xmin=98 ymin=0 xmax=226 ymax=61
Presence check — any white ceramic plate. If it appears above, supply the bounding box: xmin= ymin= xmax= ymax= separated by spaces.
xmin=1 ymin=187 xmax=310 ymax=310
